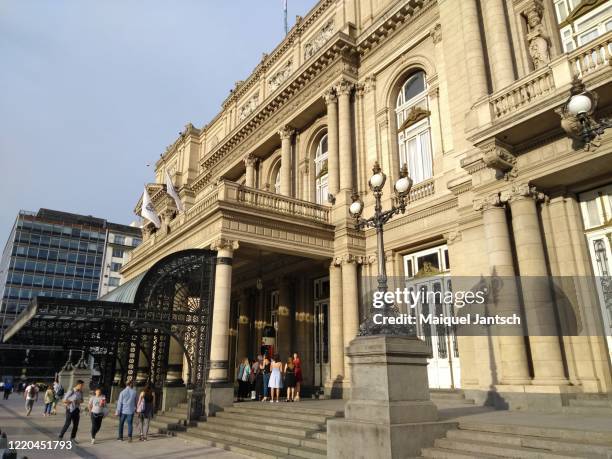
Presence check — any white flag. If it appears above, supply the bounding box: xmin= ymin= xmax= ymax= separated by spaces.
xmin=141 ymin=186 xmax=161 ymax=228
xmin=165 ymin=170 xmax=185 ymax=212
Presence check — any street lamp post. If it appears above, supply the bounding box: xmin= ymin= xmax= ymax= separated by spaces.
xmin=348 ymin=161 xmax=414 ymax=336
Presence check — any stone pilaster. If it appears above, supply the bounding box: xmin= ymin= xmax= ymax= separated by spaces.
xmin=208 ymin=238 xmax=239 ymax=383
xmin=278 ymin=126 xmax=295 ymax=196
xmin=336 ymin=79 xmax=354 ymax=192
xmin=324 ymin=88 xmax=339 ymax=198
xmin=502 ymin=184 xmax=568 ymax=386
xmin=243 ymin=154 xmax=258 ymax=188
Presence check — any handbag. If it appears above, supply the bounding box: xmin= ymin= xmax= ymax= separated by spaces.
xmin=102 ymin=406 xmax=110 ymax=417
xmin=136 ymin=396 xmax=145 ymax=414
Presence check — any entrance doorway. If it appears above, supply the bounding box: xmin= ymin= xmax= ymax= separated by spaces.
xmin=403 ymin=245 xmax=461 ymax=389
xmin=313 ymin=277 xmax=330 ymax=389
xmin=579 ymin=184 xmax=612 ymax=365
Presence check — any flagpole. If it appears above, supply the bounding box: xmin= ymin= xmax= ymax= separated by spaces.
xmin=284 ymin=0 xmax=288 ymax=35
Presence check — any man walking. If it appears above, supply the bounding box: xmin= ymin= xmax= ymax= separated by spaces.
xmin=3 ymin=381 xmax=13 ymax=400
xmin=115 ymin=379 xmax=137 ymax=442
xmin=23 ymin=381 xmax=39 ymax=416
xmin=58 ymin=380 xmax=84 ymax=443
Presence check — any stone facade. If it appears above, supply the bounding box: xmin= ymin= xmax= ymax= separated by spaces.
xmin=122 ymin=0 xmax=612 ymax=409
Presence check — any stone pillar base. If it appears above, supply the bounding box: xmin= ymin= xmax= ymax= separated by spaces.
xmin=327 ymin=335 xmax=455 ymax=458
xmin=110 ymin=385 xmax=121 ymax=403
xmin=205 ymin=382 xmax=234 ymax=417
xmin=162 ymin=386 xmax=186 ymax=412
xmin=324 ymin=379 xmax=351 ymax=399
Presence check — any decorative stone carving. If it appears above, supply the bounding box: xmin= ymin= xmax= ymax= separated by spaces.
xmin=500 ymin=183 xmax=546 ymax=204
xmin=473 ymin=193 xmax=504 ymax=212
xmin=430 ymin=23 xmax=442 ymax=44
xmin=323 ymin=87 xmax=337 ymax=105
xmin=335 ymin=79 xmax=354 ymax=97
xmin=239 ymin=91 xmax=260 ymax=121
xmin=523 ymin=0 xmax=551 ymax=69
xmin=243 ymin=153 xmax=258 ymax=167
xmin=304 ymin=18 xmax=335 ymax=60
xmin=363 ymin=75 xmax=376 ymax=94
xmin=268 ymin=60 xmax=293 ymax=93
xmin=278 ymin=125 xmax=295 ymax=140
xmin=211 ymin=238 xmax=239 ymax=252
xmin=478 ymin=138 xmax=517 ymax=180
xmin=445 ymin=231 xmax=462 ymax=245
xmin=398 ymin=107 xmax=431 ymax=131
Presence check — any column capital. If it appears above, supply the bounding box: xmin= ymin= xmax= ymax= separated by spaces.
xmin=340 ymin=253 xmax=364 ymax=265
xmin=473 ymin=192 xmax=504 ymax=212
xmin=478 ymin=138 xmax=517 ymax=177
xmin=211 ymin=238 xmax=239 ymax=253
xmin=278 ymin=125 xmax=296 ymax=140
xmin=501 ymin=183 xmax=546 ymax=204
xmin=243 ymin=153 xmax=258 ymax=167
xmin=335 ymin=79 xmax=354 ymax=97
xmin=323 ymin=88 xmax=337 ymax=105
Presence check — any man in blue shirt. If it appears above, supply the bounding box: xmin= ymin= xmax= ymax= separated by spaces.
xmin=115 ymin=379 xmax=138 ymax=442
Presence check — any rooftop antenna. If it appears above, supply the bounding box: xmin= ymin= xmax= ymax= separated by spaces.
xmin=283 ymin=0 xmax=288 ymax=35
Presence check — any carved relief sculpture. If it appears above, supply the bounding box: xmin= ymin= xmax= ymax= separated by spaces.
xmin=524 ymin=0 xmax=551 ymax=69
xmin=304 ymin=18 xmax=335 ymax=60
xmin=268 ymin=60 xmax=293 ymax=93
xmin=239 ymin=91 xmax=260 ymax=121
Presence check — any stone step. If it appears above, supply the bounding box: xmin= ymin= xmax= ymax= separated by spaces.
xmin=568 ymin=398 xmax=612 ymax=408
xmin=106 ymin=414 xmax=184 ymax=434
xmin=206 ymin=415 xmax=323 ymax=438
xmin=177 ymin=430 xmax=325 ymax=459
xmin=158 ymin=410 xmax=189 ymax=422
xmin=432 ymin=398 xmax=475 ymax=406
xmin=429 ymin=390 xmax=467 ymax=400
xmin=233 ymin=402 xmax=342 ymax=418
xmin=433 ymin=438 xmax=581 ymax=459
xmin=214 ymin=411 xmax=325 ymax=430
xmin=190 ymin=422 xmax=326 ymax=451
xmin=153 ymin=415 xmax=190 ymax=429
xmin=459 ymin=421 xmax=612 ymax=444
xmin=421 ymin=447 xmax=496 ymax=458
xmin=226 ymin=406 xmax=332 ymax=423
xmin=562 ymin=405 xmax=612 ymax=416
xmin=575 ymin=393 xmax=612 ymax=401
xmin=447 ymin=428 xmax=612 ymax=457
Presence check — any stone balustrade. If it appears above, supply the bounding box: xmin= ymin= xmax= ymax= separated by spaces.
xmin=491 ymin=67 xmax=555 ymax=119
xmin=408 ymin=179 xmax=435 ymax=203
xmin=570 ymin=33 xmax=612 ymax=78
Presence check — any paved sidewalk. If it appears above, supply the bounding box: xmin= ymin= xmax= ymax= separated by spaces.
xmin=0 ymin=395 xmax=246 ymax=458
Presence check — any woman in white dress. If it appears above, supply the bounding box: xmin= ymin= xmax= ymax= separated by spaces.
xmin=268 ymin=354 xmax=283 ymax=403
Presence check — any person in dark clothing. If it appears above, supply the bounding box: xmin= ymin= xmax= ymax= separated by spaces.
xmin=58 ymin=380 xmax=84 ymax=443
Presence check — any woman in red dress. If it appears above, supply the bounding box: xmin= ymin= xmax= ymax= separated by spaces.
xmin=293 ymin=352 xmax=302 ymax=401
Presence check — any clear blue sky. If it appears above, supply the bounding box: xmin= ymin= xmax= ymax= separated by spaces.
xmin=0 ymin=0 xmax=317 ymax=244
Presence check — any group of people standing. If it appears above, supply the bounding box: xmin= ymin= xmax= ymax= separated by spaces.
xmin=237 ymin=352 xmax=302 ymax=403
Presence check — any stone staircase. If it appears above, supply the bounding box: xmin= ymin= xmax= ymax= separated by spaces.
xmin=563 ymin=394 xmax=612 ymax=416
xmin=175 ymin=401 xmax=341 ymax=459
xmin=421 ymin=419 xmax=612 ymax=458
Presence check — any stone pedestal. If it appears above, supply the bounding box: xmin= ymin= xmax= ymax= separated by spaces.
xmin=162 ymin=386 xmax=186 ymax=412
xmin=205 ymin=382 xmax=234 ymax=417
xmin=327 ymin=335 xmax=456 ymax=459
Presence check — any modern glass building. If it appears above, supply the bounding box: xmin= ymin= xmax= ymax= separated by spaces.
xmin=0 ymin=208 xmax=141 ymax=381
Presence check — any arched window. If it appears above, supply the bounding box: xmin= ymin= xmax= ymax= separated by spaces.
xmin=314 ymin=134 xmax=329 ymax=204
xmin=274 ymin=168 xmax=281 ymax=194
xmin=396 ymin=71 xmax=432 ymax=184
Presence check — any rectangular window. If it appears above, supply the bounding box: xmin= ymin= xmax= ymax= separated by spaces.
xmin=108 ymin=277 xmax=120 ymax=287
xmin=114 ymin=235 xmax=125 ymax=245
xmin=112 ymin=248 xmax=124 ymax=258
xmin=110 ymin=262 xmax=122 ymax=272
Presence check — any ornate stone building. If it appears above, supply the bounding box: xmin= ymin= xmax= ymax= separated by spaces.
xmin=122 ymin=0 xmax=612 ymax=409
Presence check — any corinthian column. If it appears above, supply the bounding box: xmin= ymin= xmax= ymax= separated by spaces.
xmin=503 ymin=184 xmax=567 ymax=385
xmin=208 ymin=238 xmax=239 ymax=383
xmin=461 ymin=0 xmax=488 ymax=102
xmin=278 ymin=126 xmax=295 ymax=196
xmin=336 ymin=80 xmax=354 ymax=191
xmin=243 ymin=154 xmax=258 ymax=188
xmin=482 ymin=0 xmax=515 ymax=90
xmin=475 ymin=194 xmax=531 ymax=385
xmin=324 ymin=88 xmax=339 ymax=198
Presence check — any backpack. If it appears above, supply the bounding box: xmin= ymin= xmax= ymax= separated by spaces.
xmin=26 ymin=385 xmax=36 ymax=398
xmin=56 ymin=385 xmax=65 ymax=397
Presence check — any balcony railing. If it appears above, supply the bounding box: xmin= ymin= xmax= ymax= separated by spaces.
xmin=491 ymin=67 xmax=555 ymax=119
xmin=570 ymin=33 xmax=612 ymax=78
xmin=408 ymin=179 xmax=435 ymax=203
xmin=223 ymin=181 xmax=331 ymax=224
